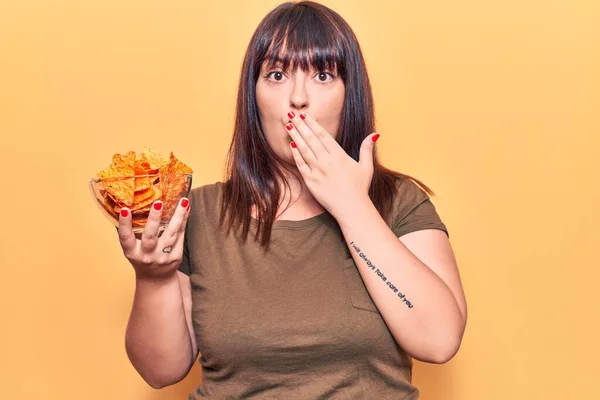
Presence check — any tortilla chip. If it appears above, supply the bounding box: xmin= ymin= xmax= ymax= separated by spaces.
xmin=134 ymin=174 xmax=153 ymax=193
xmin=97 ymin=151 xmax=136 ymax=206
xmin=143 ymin=147 xmax=167 ymax=172
xmin=131 ymin=186 xmax=162 ymax=211
xmin=159 ymin=152 xmax=193 ymax=217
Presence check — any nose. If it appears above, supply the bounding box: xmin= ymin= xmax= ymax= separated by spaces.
xmin=289 ymin=76 xmax=309 ymax=111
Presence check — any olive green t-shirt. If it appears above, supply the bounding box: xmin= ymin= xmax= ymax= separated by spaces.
xmin=178 ymin=177 xmax=448 ymax=399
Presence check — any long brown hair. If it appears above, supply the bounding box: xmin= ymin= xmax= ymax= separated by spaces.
xmin=220 ymin=0 xmax=435 ymax=249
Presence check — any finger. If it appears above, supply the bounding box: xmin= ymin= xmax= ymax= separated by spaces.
xmin=290 ymin=141 xmax=312 ymax=176
xmin=161 ymin=198 xmax=190 ymax=240
xmin=180 ymin=199 xmax=192 ymax=234
xmin=298 ymin=112 xmax=344 ymax=157
xmin=285 ymin=122 xmax=318 ymax=167
xmin=140 ymin=201 xmax=163 ymax=252
xmin=171 ymin=203 xmax=191 ymax=256
xmin=288 ymin=111 xmax=328 ymax=160
xmin=359 ymin=133 xmax=380 ymax=170
xmin=117 ymin=207 xmax=136 ymax=254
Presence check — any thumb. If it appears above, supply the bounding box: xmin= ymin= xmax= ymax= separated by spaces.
xmin=359 ymin=133 xmax=380 ymax=169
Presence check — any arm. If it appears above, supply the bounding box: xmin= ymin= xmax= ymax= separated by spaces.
xmin=125 ymin=270 xmax=199 ymax=388
xmin=281 ymin=111 xmax=467 ymax=362
xmin=337 ymin=197 xmax=467 ymax=364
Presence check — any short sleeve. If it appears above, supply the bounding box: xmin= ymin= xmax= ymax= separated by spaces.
xmin=391 ymin=178 xmax=449 ymax=239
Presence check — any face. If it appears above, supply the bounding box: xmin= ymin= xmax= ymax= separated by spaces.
xmin=255 ymin=58 xmax=345 ymax=164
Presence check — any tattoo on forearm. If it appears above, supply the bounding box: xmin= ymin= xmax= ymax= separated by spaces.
xmin=162 ymin=246 xmax=173 ymax=254
xmin=350 ymin=241 xmax=414 ymax=308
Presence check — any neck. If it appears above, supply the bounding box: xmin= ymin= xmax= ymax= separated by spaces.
xmin=275 ymin=173 xmax=325 ymax=219
xmin=250 ymin=172 xmax=325 ymax=220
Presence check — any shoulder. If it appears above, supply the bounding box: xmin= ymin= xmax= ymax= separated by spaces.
xmin=388 ymin=175 xmax=449 ymax=238
xmin=391 ymin=175 xmax=431 ymax=216
xmin=189 ymin=181 xmax=224 ymax=203
xmin=186 ymin=181 xmax=226 ymax=221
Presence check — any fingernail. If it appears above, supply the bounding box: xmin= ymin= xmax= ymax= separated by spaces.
xmin=181 ymin=198 xmax=189 ymax=208
xmin=286 ymin=123 xmax=293 ymax=131
xmin=372 ymin=134 xmax=380 ymax=143
xmin=287 ymin=111 xmax=295 ymax=119
xmin=300 ymin=113 xmax=306 ymax=120
xmin=120 ymin=208 xmax=129 ymax=218
xmin=291 ymin=141 xmax=297 ymax=148
xmin=153 ymin=201 xmax=163 ymax=211
xmin=187 ymin=204 xmax=191 ymax=211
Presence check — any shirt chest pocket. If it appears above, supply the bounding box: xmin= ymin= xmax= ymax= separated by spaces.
xmin=342 ymin=260 xmax=380 ymax=314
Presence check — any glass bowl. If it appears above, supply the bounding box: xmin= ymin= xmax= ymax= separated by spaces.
xmin=89 ymin=173 xmax=192 ymax=233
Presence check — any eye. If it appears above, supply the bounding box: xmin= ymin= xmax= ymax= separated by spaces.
xmin=316 ymin=71 xmax=336 ymax=83
xmin=265 ymin=71 xmax=286 ymax=82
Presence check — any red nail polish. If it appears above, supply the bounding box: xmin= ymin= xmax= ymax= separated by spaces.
xmin=181 ymin=199 xmax=189 ymax=208
xmin=291 ymin=141 xmax=297 ymax=148
xmin=187 ymin=204 xmax=190 ymax=211
xmin=154 ymin=202 xmax=162 ymax=211
xmin=286 ymin=123 xmax=293 ymax=131
xmin=120 ymin=209 xmax=128 ymax=218
xmin=288 ymin=111 xmax=295 ymax=119
xmin=372 ymin=134 xmax=380 ymax=142
xmin=300 ymin=113 xmax=306 ymax=120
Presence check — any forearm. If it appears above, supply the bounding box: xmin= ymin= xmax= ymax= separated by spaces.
xmin=125 ymin=272 xmax=193 ymax=388
xmin=335 ymin=198 xmax=465 ymax=363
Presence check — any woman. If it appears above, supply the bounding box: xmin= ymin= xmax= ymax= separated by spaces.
xmin=117 ymin=1 xmax=468 ymax=398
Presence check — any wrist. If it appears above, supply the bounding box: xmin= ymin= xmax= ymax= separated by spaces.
xmin=134 ymin=269 xmax=178 ymax=287
xmin=332 ymin=194 xmax=376 ymax=226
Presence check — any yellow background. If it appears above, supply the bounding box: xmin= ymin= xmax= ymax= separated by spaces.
xmin=1 ymin=0 xmax=598 ymax=399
